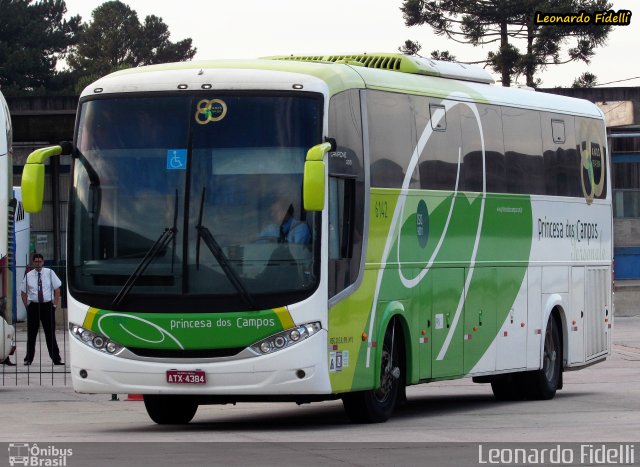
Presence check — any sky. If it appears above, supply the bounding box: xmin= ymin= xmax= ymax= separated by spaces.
xmin=62 ymin=0 xmax=640 ymax=88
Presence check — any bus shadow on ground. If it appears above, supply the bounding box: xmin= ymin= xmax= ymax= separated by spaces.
xmin=140 ymin=389 xmax=598 ymax=432
xmin=119 ymin=393 xmax=503 ymax=432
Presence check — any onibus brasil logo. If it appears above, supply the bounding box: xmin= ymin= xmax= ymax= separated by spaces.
xmin=8 ymin=443 xmax=73 ymax=466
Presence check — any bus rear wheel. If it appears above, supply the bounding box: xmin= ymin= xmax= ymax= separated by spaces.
xmin=342 ymin=324 xmax=402 ymax=423
xmin=528 ymin=316 xmax=562 ymax=400
xmin=143 ymin=395 xmax=198 ymax=424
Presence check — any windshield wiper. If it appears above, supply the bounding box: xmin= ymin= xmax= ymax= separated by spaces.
xmin=195 ymin=188 xmax=257 ymax=310
xmin=111 ymin=190 xmax=179 ymax=309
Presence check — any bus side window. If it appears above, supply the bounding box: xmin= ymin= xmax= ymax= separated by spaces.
xmin=543 ymin=113 xmax=580 ymax=197
xmin=417 ymin=97 xmax=462 ymax=191
xmin=502 ymin=107 xmax=544 ymax=195
xmin=328 ymin=90 xmax=365 ymax=299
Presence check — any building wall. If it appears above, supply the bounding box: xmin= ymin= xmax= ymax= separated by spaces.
xmin=7 ymin=96 xmax=76 ymax=265
xmin=542 ymin=87 xmax=640 ymax=124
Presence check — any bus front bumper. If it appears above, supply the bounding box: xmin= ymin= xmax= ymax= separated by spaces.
xmin=69 ymin=330 xmax=332 ymax=396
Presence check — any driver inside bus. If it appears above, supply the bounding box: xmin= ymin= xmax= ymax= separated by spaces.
xmin=257 ymin=198 xmax=311 ymax=244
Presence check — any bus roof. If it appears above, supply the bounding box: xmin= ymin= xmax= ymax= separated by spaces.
xmin=85 ymin=54 xmax=602 ymax=119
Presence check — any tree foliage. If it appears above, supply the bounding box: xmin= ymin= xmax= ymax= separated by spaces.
xmin=67 ymin=0 xmax=196 ymax=88
xmin=430 ymin=50 xmax=457 ymax=62
xmin=400 ymin=0 xmax=611 ymax=87
xmin=398 ymin=40 xmax=457 ymax=62
xmin=398 ymin=39 xmax=423 ymax=56
xmin=0 ymin=0 xmax=80 ymax=95
xmin=572 ymin=71 xmax=598 ymax=88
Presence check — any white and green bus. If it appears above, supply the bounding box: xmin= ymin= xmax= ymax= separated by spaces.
xmin=21 ymin=54 xmax=612 ymax=423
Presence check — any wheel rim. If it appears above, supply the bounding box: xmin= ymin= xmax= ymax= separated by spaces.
xmin=374 ymin=346 xmax=394 ymax=403
xmin=543 ymin=320 xmax=557 ymax=382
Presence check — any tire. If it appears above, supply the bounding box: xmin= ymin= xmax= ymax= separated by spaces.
xmin=342 ymin=323 xmax=402 ymax=423
xmin=528 ymin=316 xmax=562 ymax=400
xmin=143 ymin=395 xmax=198 ymax=424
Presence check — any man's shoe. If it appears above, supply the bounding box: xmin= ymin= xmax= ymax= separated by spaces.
xmin=2 ymin=358 xmax=15 ymax=366
xmin=53 ymin=361 xmax=65 ymax=366
xmin=24 ymin=360 xmax=32 ymax=366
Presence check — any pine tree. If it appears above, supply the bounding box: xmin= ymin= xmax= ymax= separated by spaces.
xmin=400 ymin=0 xmax=611 ymax=87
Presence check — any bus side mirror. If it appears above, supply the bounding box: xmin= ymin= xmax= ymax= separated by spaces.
xmin=303 ymin=142 xmax=331 ymax=212
xmin=21 ymin=145 xmax=64 ymax=213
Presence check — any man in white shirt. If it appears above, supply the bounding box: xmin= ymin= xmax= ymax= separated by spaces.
xmin=20 ymin=253 xmax=63 ymax=366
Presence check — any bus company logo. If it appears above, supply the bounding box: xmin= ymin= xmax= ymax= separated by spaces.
xmin=8 ymin=443 xmax=73 ymax=466
xmin=580 ymin=139 xmax=605 ymax=205
xmin=195 ymin=98 xmax=228 ymax=124
xmin=416 ymin=200 xmax=429 ymax=248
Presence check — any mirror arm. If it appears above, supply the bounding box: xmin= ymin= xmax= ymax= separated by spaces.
xmin=324 ymin=137 xmax=337 ymax=152
xmin=306 ymin=142 xmax=332 ymax=162
xmin=25 ymin=145 xmax=63 ymax=165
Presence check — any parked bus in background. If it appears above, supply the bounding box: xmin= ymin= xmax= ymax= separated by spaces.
xmin=21 ymin=54 xmax=612 ymax=423
xmin=0 ymin=89 xmax=16 ymax=362
xmin=12 ymin=187 xmax=29 ymax=322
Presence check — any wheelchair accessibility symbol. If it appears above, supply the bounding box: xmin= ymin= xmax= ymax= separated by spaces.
xmin=167 ymin=149 xmax=187 ymax=170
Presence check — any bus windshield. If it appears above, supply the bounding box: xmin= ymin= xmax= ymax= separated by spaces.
xmin=70 ymin=93 xmax=322 ymax=312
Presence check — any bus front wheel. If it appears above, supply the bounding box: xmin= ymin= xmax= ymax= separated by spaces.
xmin=143 ymin=395 xmax=198 ymax=424
xmin=342 ymin=323 xmax=402 ymax=423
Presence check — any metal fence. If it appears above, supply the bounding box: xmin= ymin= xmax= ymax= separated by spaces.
xmin=1 ymin=311 xmax=70 ymax=386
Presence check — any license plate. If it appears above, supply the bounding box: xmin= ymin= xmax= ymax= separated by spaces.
xmin=166 ymin=370 xmax=206 ymax=384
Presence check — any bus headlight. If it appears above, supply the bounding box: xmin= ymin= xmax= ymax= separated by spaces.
xmin=70 ymin=323 xmax=123 ymax=355
xmin=251 ymin=321 xmax=322 ymax=355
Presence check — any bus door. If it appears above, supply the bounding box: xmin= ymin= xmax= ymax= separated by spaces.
xmin=431 ymin=267 xmax=464 ymax=378
xmin=463 ymin=267 xmax=497 ymax=374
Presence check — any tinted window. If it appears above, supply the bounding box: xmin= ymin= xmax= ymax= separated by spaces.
xmin=368 ymin=91 xmax=416 ymax=188
xmin=328 ymin=90 xmax=365 ymax=298
xmin=461 ymin=104 xmax=506 ymax=193
xmin=542 ymin=113 xmax=581 ymax=197
xmin=414 ymin=96 xmax=463 ymax=191
xmin=502 ymin=107 xmax=544 ymax=194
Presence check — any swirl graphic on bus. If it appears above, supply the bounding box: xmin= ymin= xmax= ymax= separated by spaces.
xmin=368 ymin=99 xmax=489 ymax=367
xmin=195 ymin=98 xmax=227 ymax=124
xmin=395 ymin=100 xmax=484 ymax=292
xmin=97 ymin=313 xmax=184 ymax=349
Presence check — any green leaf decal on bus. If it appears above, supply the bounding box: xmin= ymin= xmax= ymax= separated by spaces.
xmin=329 ymin=190 xmax=533 ymax=391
